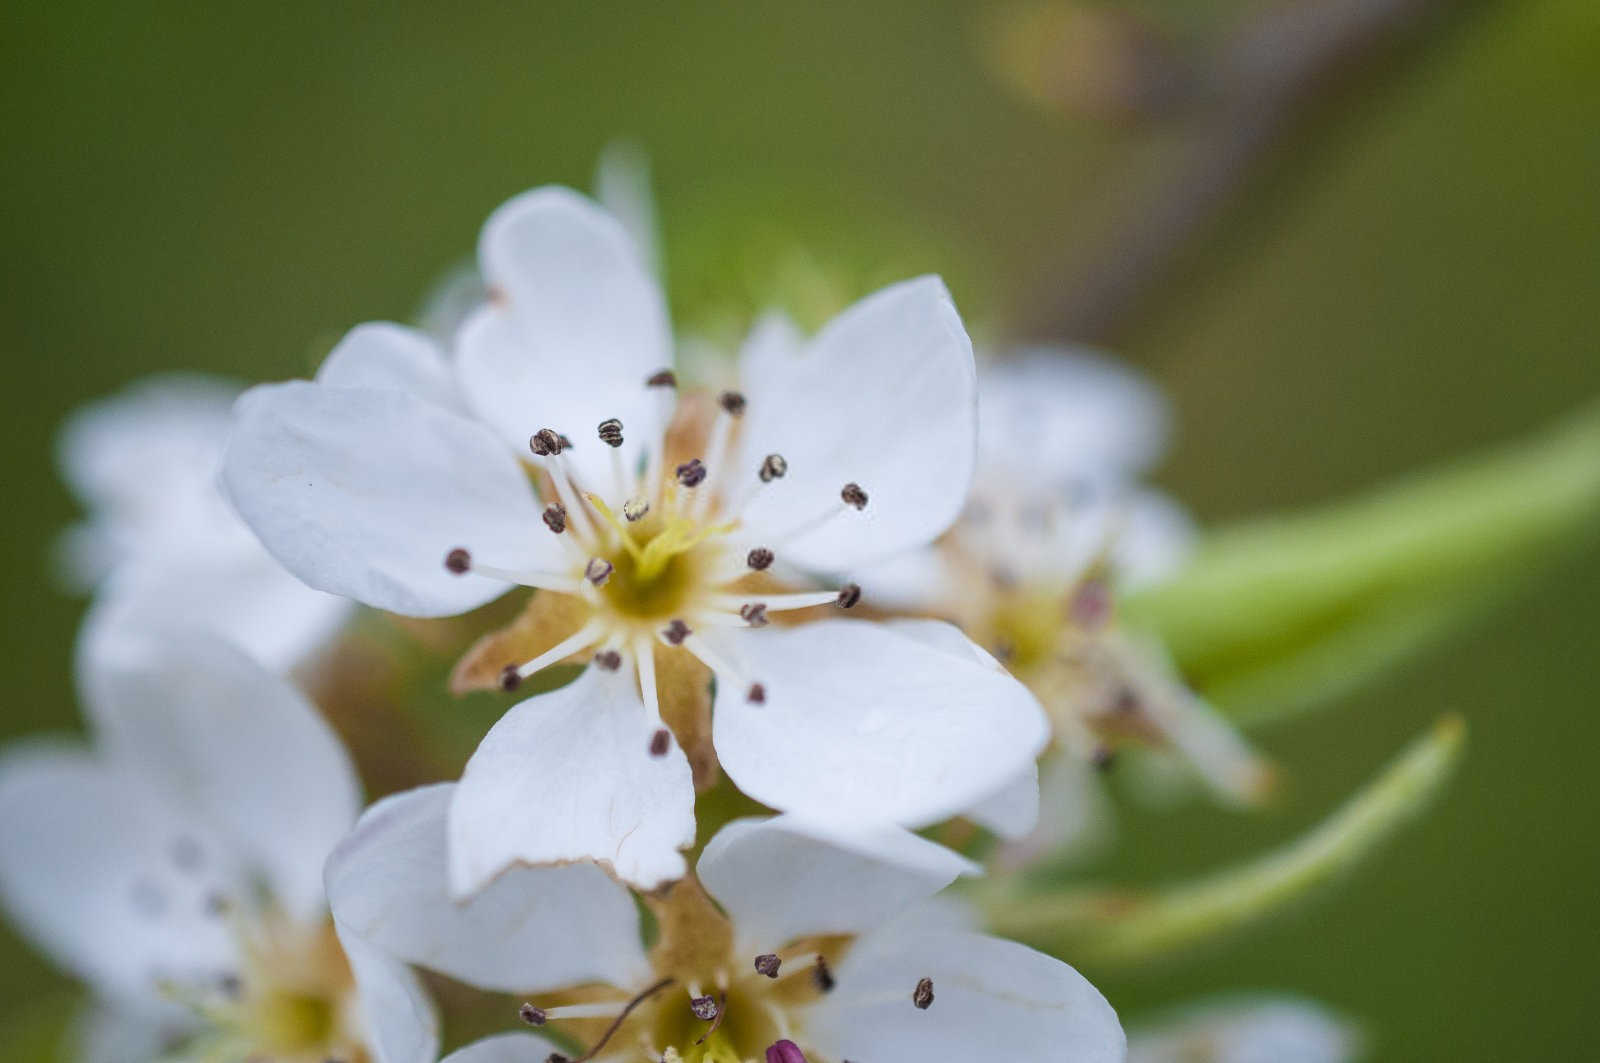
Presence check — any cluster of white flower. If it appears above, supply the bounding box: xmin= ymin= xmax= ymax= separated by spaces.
xmin=0 ymin=177 xmax=1352 ymax=1063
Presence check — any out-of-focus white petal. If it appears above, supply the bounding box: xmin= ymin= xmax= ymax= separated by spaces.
xmin=223 ymin=380 xmax=551 ymax=617
xmin=458 ymin=187 xmax=671 ymax=494
xmin=805 ymin=928 xmax=1125 ymax=1063
xmin=0 ymin=744 xmax=239 ymax=1005
xmin=696 ymin=815 xmax=978 ymax=955
xmin=328 ymin=785 xmax=648 ymax=994
xmin=1115 ymin=489 xmax=1197 ymax=590
xmin=78 ymin=624 xmax=360 ymax=922
xmin=449 ymin=666 xmax=696 ymax=895
xmin=978 ymin=348 xmax=1170 ymax=483
xmin=709 ymin=620 xmax=1048 ymax=830
xmin=1127 ymin=995 xmax=1362 ymax=1063
xmin=734 ymin=277 xmax=977 ymax=570
xmin=75 ymin=1002 xmax=190 ymax=1063
xmin=55 ymin=375 xmax=252 ymax=588
xmin=442 ymin=1033 xmax=573 ymax=1063
xmin=415 ymin=260 xmax=489 ymax=345
xmin=336 ymin=922 xmax=439 ymax=1063
xmin=994 ymin=750 xmax=1116 ymax=872
xmin=315 ymin=322 xmax=459 ymax=409
xmin=593 ymin=141 xmax=661 ymax=278
xmin=83 ymin=555 xmax=352 ymax=675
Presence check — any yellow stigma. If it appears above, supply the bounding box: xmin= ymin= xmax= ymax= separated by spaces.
xmin=586 ymin=492 xmax=737 ymax=621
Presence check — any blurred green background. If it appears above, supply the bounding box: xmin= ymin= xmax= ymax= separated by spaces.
xmin=2 ymin=1 xmax=1596 ymax=1058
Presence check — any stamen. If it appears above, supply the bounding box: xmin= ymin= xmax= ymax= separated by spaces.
xmin=557 ymin=433 xmax=574 ymax=452
xmin=718 ymin=391 xmax=747 ymax=416
xmin=692 ymin=991 xmax=729 ymax=1046
xmin=543 ymin=504 xmax=568 ymax=534
xmin=508 ymin=621 xmax=606 ymax=686
xmin=500 ymin=665 xmax=521 ymax=692
xmin=585 ymin=558 xmax=614 ymax=586
xmin=570 ymin=975 xmax=675 ymax=1063
xmin=747 ymin=547 xmax=774 ymax=571
xmin=754 ymin=954 xmax=782 ymax=978
xmin=689 ymin=995 xmax=720 ymax=1022
xmin=597 ymin=418 xmax=624 ymax=448
xmin=759 ymin=453 xmax=787 ymax=482
xmin=649 ymin=729 xmax=672 ymax=757
xmin=593 ymin=649 xmax=623 ymax=672
xmin=623 ymin=498 xmax=651 ymax=522
xmin=548 ymin=451 xmax=602 ymax=544
xmin=913 ymin=977 xmax=935 ymax=1009
xmin=676 ymin=459 xmax=707 ymax=488
xmin=529 ymin=429 xmax=563 ymax=457
xmin=646 ymin=369 xmax=677 ymax=389
xmin=766 ymin=1041 xmax=807 ymax=1063
xmin=813 ymin=956 xmax=835 ymax=993
xmin=444 ymin=547 xmax=471 ymax=574
xmin=661 ymin=619 xmax=692 ymax=646
xmin=711 ymin=591 xmax=837 ymax=613
xmin=840 ymin=482 xmax=868 ymax=510
xmin=739 ymin=603 xmax=770 ymax=627
xmin=445 ymin=551 xmax=582 ymax=593
xmin=520 ymin=1003 xmax=547 ymax=1026
xmin=835 ymin=583 xmax=861 ymax=609
xmin=747 ymin=683 xmax=767 ymax=704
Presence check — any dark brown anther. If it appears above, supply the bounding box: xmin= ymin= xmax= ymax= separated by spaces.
xmin=499 ymin=665 xmax=522 ymax=692
xmin=649 ymin=728 xmax=672 ymax=757
xmin=661 ymin=619 xmax=691 ymax=646
xmin=718 ymin=391 xmax=747 ymax=416
xmin=913 ymin=977 xmax=934 ymax=1010
xmin=840 ymin=482 xmax=868 ymax=510
xmin=597 ymin=418 xmax=624 ymax=448
xmin=813 ymin=956 xmax=835 ymax=993
xmin=1112 ymin=686 xmax=1139 ymax=714
xmin=542 ymin=504 xmax=568 ymax=534
xmin=444 ymin=547 xmax=471 ymax=574
xmin=835 ymin=583 xmax=861 ymax=609
xmin=758 ymin=453 xmax=787 ymax=482
xmin=585 ymin=558 xmax=614 ymax=586
xmin=690 ymin=995 xmax=720 ymax=1021
xmin=646 ymin=369 xmax=677 ymax=389
xmin=557 ymin=434 xmax=573 ymax=452
xmin=754 ymin=953 xmax=782 ymax=978
xmin=747 ymin=682 xmax=767 ymax=704
xmin=747 ymin=547 xmax=774 ymax=571
xmin=593 ymin=649 xmax=622 ymax=672
xmin=676 ymin=458 xmax=707 ymax=488
xmin=1069 ymin=578 xmax=1113 ymax=630
xmin=739 ymin=602 xmax=770 ymax=627
xmin=217 ymin=972 xmax=243 ymax=998
xmin=623 ymin=498 xmax=650 ymax=522
xmin=519 ymin=1003 xmax=547 ymax=1026
xmin=546 ymin=1055 xmax=570 ymax=1063
xmin=529 ymin=428 xmax=563 ymax=457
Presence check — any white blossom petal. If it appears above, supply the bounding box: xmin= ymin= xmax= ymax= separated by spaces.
xmin=697 ymin=815 xmax=977 ymax=956
xmin=329 ymin=784 xmax=649 ymax=994
xmin=449 ymin=666 xmax=696 ymax=895
xmin=805 ymin=929 xmax=1125 ymax=1063
xmin=710 ymin=620 xmax=1048 ymax=830
xmin=1127 ymin=995 xmax=1361 ymax=1063
xmin=978 ymin=348 xmax=1170 ymax=484
xmin=78 ymin=623 xmax=360 ymax=922
xmin=458 ymin=187 xmax=671 ymax=494
xmin=336 ymin=922 xmax=439 ymax=1063
xmin=441 ymin=1033 xmax=573 ymax=1063
xmin=55 ymin=374 xmax=251 ymax=589
xmin=1115 ymin=489 xmax=1196 ymax=590
xmin=0 ymin=744 xmax=239 ymax=1005
xmin=962 ymin=762 xmax=1041 ymax=840
xmin=593 ymin=141 xmax=661 ymax=278
xmin=83 ymin=555 xmax=352 ymax=675
xmin=734 ymin=277 xmax=977 ymax=570
xmin=847 ymin=546 xmax=961 ymax=614
xmin=315 ymin=322 xmax=460 ymax=409
xmin=223 ymin=380 xmax=551 ymax=617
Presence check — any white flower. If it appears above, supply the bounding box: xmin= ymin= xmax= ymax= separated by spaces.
xmin=1127 ymin=995 xmax=1362 ymax=1063
xmin=858 ymin=349 xmax=1270 ymax=835
xmin=222 ymin=187 xmax=1050 ymax=892
xmin=0 ymin=621 xmax=434 ymax=1063
xmin=326 ymin=784 xmax=1127 ymax=1063
xmin=56 ymin=375 xmax=352 ymax=672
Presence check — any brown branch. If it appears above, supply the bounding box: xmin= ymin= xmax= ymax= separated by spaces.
xmin=1022 ymin=0 xmax=1473 ymax=345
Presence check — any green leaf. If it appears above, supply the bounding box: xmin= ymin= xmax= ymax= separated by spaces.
xmin=1123 ymin=403 xmax=1600 ymax=723
xmin=980 ymin=716 xmax=1465 ymax=968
